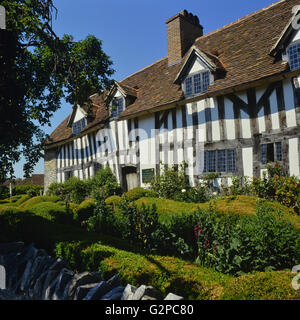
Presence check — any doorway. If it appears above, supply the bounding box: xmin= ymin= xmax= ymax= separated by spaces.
xmin=122 ymin=166 xmax=139 ymax=192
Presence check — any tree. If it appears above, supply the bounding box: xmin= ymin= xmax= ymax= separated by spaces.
xmin=0 ymin=0 xmax=114 ymax=181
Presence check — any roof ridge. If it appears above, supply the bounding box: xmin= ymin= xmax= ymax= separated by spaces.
xmin=121 ymin=56 xmax=168 ymax=82
xmin=196 ymin=0 xmax=286 ymax=41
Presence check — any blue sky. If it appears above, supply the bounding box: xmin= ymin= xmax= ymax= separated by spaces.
xmin=14 ymin=0 xmax=278 ymax=178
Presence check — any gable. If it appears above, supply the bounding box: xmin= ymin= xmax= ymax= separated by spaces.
xmin=73 ymin=106 xmax=87 ymax=123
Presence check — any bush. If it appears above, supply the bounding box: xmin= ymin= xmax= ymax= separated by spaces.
xmin=0 ymin=194 xmax=30 ymax=207
xmin=222 ymin=271 xmax=300 ymax=300
xmin=13 ymin=185 xmax=43 ymax=197
xmin=149 ymin=163 xmax=190 ymax=201
xmin=90 ymin=165 xmax=121 ymax=199
xmin=55 ymin=241 xmax=233 ymax=300
xmin=75 ymin=198 xmax=96 ymax=224
xmin=19 ymin=195 xmax=61 ymax=210
xmin=30 ymin=201 xmax=74 ymax=224
xmin=195 ymin=204 xmax=300 ymax=275
xmin=105 ymin=195 xmax=122 ymax=212
xmin=122 ymin=187 xmax=156 ymax=202
xmin=0 ymin=186 xmax=9 ymax=200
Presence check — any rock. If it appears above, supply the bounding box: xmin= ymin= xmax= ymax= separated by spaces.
xmin=83 ymin=281 xmax=112 ymax=300
xmin=0 ymin=242 xmax=25 ymax=255
xmin=0 ymin=265 xmax=5 ymax=290
xmin=52 ymin=268 xmax=74 ymax=300
xmin=121 ymin=284 xmax=137 ymax=300
xmin=100 ymin=286 xmax=125 ymax=300
xmin=32 ymin=271 xmax=48 ymax=299
xmin=27 ymin=255 xmax=53 ymax=298
xmin=164 ymin=293 xmax=184 ymax=300
xmin=65 ymin=272 xmax=102 ymax=300
xmin=74 ymin=283 xmax=99 ymax=300
xmin=41 ymin=270 xmax=61 ymax=299
xmin=131 ymin=285 xmax=161 ymax=300
xmin=141 ymin=295 xmax=157 ymax=300
xmin=106 ymin=274 xmax=121 ymax=288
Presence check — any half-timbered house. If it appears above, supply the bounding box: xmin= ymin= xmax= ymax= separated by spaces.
xmin=44 ymin=0 xmax=300 ymax=192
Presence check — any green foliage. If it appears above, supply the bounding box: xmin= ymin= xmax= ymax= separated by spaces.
xmin=122 ymin=187 xmax=157 ymax=202
xmin=30 ymin=201 xmax=74 ymax=224
xmin=90 ymin=166 xmax=121 ymax=199
xmin=55 ymin=241 xmax=233 ymax=300
xmin=0 ymin=0 xmax=114 ymax=179
xmin=222 ymin=271 xmax=300 ymax=300
xmin=221 ymin=176 xmax=252 ymax=196
xmin=75 ymin=198 xmax=96 ymax=225
xmin=47 ymin=177 xmax=90 ymax=204
xmin=0 ymin=186 xmax=9 ymax=200
xmin=150 ymin=163 xmax=190 ymax=200
xmin=251 ymin=163 xmax=300 ymax=214
xmin=19 ymin=195 xmax=60 ymax=210
xmin=195 ymin=204 xmax=300 ymax=275
xmin=13 ymin=185 xmax=43 ymax=197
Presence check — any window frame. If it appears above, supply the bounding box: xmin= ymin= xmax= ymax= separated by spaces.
xmin=183 ymin=70 xmax=211 ymax=98
xmin=287 ymin=40 xmax=300 ymax=71
xmin=203 ymin=149 xmax=237 ymax=174
xmin=261 ymin=142 xmax=283 ymax=164
xmin=72 ymin=118 xmax=87 ymax=136
xmin=111 ymin=96 xmax=124 ymax=119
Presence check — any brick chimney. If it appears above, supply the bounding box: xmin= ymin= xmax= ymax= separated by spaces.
xmin=166 ymin=10 xmax=203 ymax=66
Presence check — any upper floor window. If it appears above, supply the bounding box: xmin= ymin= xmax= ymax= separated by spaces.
xmin=184 ymin=71 xmax=210 ymax=97
xmin=288 ymin=42 xmax=300 ymax=71
xmin=111 ymin=97 xmax=124 ymax=118
xmin=72 ymin=118 xmax=87 ymax=136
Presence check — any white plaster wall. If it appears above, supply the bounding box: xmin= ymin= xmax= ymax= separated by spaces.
xmin=289 ymin=138 xmax=300 ymax=177
xmin=74 ymin=107 xmax=86 ymax=122
xmin=242 ymin=147 xmax=253 ymax=178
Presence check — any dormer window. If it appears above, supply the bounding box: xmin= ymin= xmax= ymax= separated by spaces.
xmin=287 ymin=42 xmax=300 ymax=71
xmin=184 ymin=70 xmax=210 ymax=97
xmin=111 ymin=97 xmax=124 ymax=118
xmin=72 ymin=118 xmax=87 ymax=135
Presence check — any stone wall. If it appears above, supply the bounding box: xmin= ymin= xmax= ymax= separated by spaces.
xmin=44 ymin=147 xmax=58 ymax=194
xmin=0 ymin=242 xmax=183 ymax=301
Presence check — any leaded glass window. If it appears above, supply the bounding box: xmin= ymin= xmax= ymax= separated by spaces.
xmin=288 ymin=42 xmax=300 ymax=71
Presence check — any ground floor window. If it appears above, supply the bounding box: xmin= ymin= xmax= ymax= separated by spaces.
xmin=203 ymin=149 xmax=236 ymax=173
xmin=64 ymin=170 xmax=74 ymax=181
xmin=261 ymin=142 xmax=282 ymax=164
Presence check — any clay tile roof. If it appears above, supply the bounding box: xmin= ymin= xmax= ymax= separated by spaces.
xmin=45 ymin=0 xmax=297 ymax=146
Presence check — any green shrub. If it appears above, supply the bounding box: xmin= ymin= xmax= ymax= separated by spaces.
xmin=46 ymin=182 xmax=64 ymax=197
xmin=149 ymin=163 xmax=190 ymax=201
xmin=123 ymin=187 xmax=157 ymax=202
xmin=0 ymin=186 xmax=9 ymax=200
xmin=0 ymin=194 xmax=30 ymax=207
xmin=75 ymin=198 xmax=96 ymax=224
xmin=90 ymin=165 xmax=121 ymax=199
xmin=105 ymin=195 xmax=122 ymax=209
xmin=30 ymin=201 xmax=74 ymax=224
xmin=55 ymin=241 xmax=233 ymax=300
xmin=19 ymin=195 xmax=61 ymax=210
xmin=222 ymin=271 xmax=300 ymax=300
xmin=195 ymin=204 xmax=300 ymax=275
xmin=13 ymin=185 xmax=43 ymax=197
